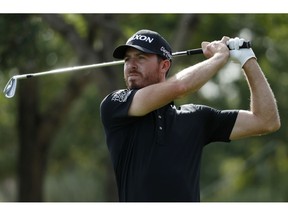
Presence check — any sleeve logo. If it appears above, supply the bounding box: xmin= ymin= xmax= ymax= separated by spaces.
xmin=111 ymin=90 xmax=131 ymax=103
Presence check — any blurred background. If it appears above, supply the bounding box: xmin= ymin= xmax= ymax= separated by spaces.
xmin=0 ymin=14 xmax=287 ymax=202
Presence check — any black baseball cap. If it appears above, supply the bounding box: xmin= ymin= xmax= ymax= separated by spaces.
xmin=113 ymin=29 xmax=172 ymax=61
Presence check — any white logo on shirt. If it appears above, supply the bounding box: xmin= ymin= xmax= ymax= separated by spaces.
xmin=111 ymin=90 xmax=131 ymax=102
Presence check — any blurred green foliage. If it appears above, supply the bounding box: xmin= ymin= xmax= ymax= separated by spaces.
xmin=0 ymin=14 xmax=287 ymax=201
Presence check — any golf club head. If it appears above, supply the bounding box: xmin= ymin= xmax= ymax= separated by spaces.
xmin=3 ymin=77 xmax=17 ymax=98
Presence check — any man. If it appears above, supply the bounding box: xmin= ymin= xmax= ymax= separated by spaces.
xmin=100 ymin=29 xmax=280 ymax=201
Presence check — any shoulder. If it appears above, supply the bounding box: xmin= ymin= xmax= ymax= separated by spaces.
xmin=177 ymin=104 xmax=238 ymax=119
xmin=101 ymin=89 xmax=137 ymax=105
xmin=110 ymin=89 xmax=134 ymax=103
xmin=177 ymin=104 xmax=213 ymax=113
xmin=100 ymin=89 xmax=139 ymax=123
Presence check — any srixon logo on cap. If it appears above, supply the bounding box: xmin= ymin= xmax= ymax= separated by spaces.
xmin=128 ymin=34 xmax=154 ymax=43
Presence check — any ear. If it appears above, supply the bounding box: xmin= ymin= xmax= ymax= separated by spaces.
xmin=160 ymin=59 xmax=171 ymax=76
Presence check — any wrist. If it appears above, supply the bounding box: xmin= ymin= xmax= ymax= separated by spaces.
xmin=242 ymin=57 xmax=258 ymax=71
xmin=229 ymin=48 xmax=256 ymax=68
xmin=240 ymin=49 xmax=256 ymax=68
xmin=213 ymin=52 xmax=229 ymax=68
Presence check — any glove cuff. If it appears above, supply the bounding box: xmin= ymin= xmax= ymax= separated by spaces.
xmin=239 ymin=48 xmax=256 ymax=67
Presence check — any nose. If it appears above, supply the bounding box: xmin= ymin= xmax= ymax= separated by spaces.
xmin=125 ymin=60 xmax=137 ymax=71
xmin=125 ymin=58 xmax=138 ymax=70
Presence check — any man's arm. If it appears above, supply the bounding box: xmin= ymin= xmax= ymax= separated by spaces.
xmin=230 ymin=58 xmax=281 ymax=140
xmin=128 ymin=37 xmax=230 ymax=116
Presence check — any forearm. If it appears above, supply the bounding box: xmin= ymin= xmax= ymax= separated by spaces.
xmin=170 ymin=53 xmax=228 ymax=95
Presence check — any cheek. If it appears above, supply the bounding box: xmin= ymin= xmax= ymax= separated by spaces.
xmin=123 ymin=65 xmax=129 ymax=77
xmin=147 ymin=63 xmax=160 ymax=75
xmin=144 ymin=66 xmax=161 ymax=82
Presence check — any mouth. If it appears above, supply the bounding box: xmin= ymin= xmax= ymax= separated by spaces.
xmin=128 ymin=70 xmax=139 ymax=75
xmin=126 ymin=71 xmax=142 ymax=88
xmin=128 ymin=74 xmax=139 ymax=79
xmin=127 ymin=71 xmax=141 ymax=79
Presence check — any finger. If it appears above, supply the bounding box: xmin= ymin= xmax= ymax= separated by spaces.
xmin=227 ymin=38 xmax=237 ymax=49
xmin=221 ymin=36 xmax=230 ymax=45
xmin=201 ymin=41 xmax=215 ymax=58
xmin=235 ymin=37 xmax=240 ymax=49
xmin=239 ymin=38 xmax=244 ymax=47
xmin=201 ymin=41 xmax=210 ymax=49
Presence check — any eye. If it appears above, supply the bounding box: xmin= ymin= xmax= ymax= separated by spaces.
xmin=124 ymin=57 xmax=129 ymax=62
xmin=137 ymin=54 xmax=146 ymax=60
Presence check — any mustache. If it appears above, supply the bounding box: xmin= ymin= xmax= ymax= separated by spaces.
xmin=127 ymin=69 xmax=141 ymax=76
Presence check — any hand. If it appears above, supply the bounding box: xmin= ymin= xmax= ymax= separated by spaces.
xmin=227 ymin=37 xmax=256 ymax=68
xmin=201 ymin=36 xmax=230 ymax=59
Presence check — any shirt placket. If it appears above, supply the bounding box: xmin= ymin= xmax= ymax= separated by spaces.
xmin=155 ymin=108 xmax=166 ymax=146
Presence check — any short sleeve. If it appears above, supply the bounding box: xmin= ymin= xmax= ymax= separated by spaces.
xmin=191 ymin=105 xmax=239 ymax=143
xmin=203 ymin=106 xmax=239 ymax=143
xmin=100 ymin=89 xmax=138 ymax=130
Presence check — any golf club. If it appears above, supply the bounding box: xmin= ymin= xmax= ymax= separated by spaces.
xmin=3 ymin=41 xmax=251 ymax=98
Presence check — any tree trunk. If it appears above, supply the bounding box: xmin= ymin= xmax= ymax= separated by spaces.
xmin=17 ymin=78 xmax=47 ymax=201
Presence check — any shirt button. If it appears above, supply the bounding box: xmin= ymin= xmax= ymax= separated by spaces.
xmin=159 ymin=126 xmax=163 ymax=130
xmin=158 ymin=115 xmax=162 ymax=119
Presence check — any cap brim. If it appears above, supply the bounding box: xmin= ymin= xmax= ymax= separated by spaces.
xmin=113 ymin=44 xmax=155 ymax=59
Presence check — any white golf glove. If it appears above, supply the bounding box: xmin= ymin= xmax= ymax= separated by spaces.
xmin=227 ymin=37 xmax=256 ymax=68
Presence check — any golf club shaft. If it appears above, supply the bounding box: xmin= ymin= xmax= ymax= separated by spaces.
xmin=12 ymin=60 xmax=125 ymax=81
xmin=173 ymin=41 xmax=251 ymax=56
xmin=9 ymin=41 xmax=252 ymax=80
xmin=3 ymin=42 xmax=251 ymax=98
xmin=12 ymin=49 xmax=199 ymax=80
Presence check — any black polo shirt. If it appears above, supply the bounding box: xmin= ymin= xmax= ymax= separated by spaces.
xmin=100 ymin=89 xmax=238 ymax=202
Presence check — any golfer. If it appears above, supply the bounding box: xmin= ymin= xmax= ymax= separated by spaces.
xmin=100 ymin=29 xmax=280 ymax=201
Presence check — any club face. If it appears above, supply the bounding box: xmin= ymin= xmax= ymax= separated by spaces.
xmin=3 ymin=77 xmax=17 ymax=98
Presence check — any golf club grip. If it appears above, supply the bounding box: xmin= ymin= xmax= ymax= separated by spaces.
xmin=186 ymin=41 xmax=252 ymax=56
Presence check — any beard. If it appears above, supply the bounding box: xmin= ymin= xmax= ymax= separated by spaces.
xmin=124 ymin=71 xmax=161 ymax=89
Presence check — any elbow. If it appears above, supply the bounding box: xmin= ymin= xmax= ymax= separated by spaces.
xmin=261 ymin=117 xmax=281 ymax=135
xmin=269 ymin=118 xmax=281 ymax=132
xmin=172 ymin=81 xmax=191 ymax=98
xmin=269 ymin=111 xmax=281 ymax=132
